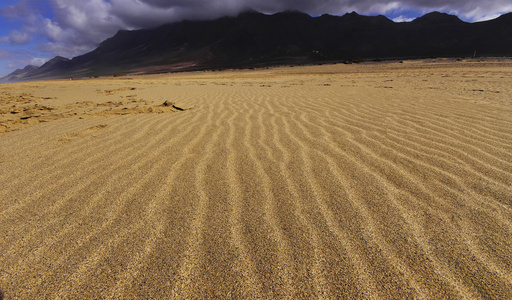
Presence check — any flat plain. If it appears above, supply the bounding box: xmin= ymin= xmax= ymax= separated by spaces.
xmin=1 ymin=60 xmax=511 ymax=299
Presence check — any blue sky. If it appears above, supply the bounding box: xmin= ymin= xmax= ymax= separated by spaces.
xmin=1 ymin=0 xmax=512 ymax=77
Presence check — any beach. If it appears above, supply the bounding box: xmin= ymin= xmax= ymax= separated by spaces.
xmin=1 ymin=60 xmax=511 ymax=299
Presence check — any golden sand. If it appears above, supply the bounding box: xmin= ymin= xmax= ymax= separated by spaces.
xmin=1 ymin=60 xmax=511 ymax=299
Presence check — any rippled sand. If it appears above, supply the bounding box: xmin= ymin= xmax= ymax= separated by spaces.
xmin=1 ymin=60 xmax=511 ymax=299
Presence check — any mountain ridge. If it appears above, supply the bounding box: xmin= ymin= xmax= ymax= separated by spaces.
xmin=2 ymin=10 xmax=512 ymax=82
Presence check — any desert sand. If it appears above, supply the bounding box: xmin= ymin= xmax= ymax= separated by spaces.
xmin=1 ymin=60 xmax=511 ymax=299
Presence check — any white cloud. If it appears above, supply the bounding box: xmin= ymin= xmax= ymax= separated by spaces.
xmin=392 ymin=15 xmax=416 ymax=22
xmin=458 ymin=4 xmax=512 ymax=22
xmin=42 ymin=18 xmax=66 ymax=42
xmin=29 ymin=57 xmax=47 ymax=66
xmin=370 ymin=2 xmax=402 ymax=14
xmin=10 ymin=30 xmax=32 ymax=44
xmin=0 ymin=30 xmax=32 ymax=44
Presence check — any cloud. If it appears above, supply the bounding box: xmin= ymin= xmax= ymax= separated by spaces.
xmin=0 ymin=47 xmax=51 ymax=76
xmin=109 ymin=0 xmax=248 ymax=28
xmin=0 ymin=0 xmax=34 ymax=19
xmin=392 ymin=15 xmax=416 ymax=22
xmin=0 ymin=30 xmax=32 ymax=44
xmin=0 ymin=49 xmax=12 ymax=60
xmin=28 ymin=57 xmax=47 ymax=66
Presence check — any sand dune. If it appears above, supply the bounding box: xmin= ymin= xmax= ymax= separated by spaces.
xmin=1 ymin=60 xmax=512 ymax=299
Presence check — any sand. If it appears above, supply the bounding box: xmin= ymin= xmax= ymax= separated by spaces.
xmin=1 ymin=60 xmax=511 ymax=299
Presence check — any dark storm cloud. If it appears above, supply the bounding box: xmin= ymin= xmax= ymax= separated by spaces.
xmin=108 ymin=0 xmax=512 ymax=26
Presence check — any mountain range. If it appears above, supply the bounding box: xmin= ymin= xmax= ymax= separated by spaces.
xmin=2 ymin=10 xmax=512 ymax=82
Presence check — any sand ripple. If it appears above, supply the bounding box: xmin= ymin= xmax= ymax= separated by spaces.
xmin=1 ymin=61 xmax=512 ymax=299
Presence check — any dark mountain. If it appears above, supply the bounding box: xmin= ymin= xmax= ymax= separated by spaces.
xmin=3 ymin=10 xmax=512 ymax=82
xmin=1 ymin=65 xmax=38 ymax=82
xmin=411 ymin=11 xmax=464 ymax=25
xmin=38 ymin=56 xmax=70 ymax=71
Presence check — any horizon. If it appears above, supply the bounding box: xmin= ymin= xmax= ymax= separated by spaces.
xmin=1 ymin=0 xmax=512 ymax=77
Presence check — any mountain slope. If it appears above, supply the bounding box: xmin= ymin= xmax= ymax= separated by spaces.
xmin=1 ymin=65 xmax=38 ymax=82
xmin=3 ymin=10 xmax=512 ymax=81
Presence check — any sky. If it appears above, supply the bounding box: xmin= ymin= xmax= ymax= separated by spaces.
xmin=1 ymin=0 xmax=511 ymax=77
